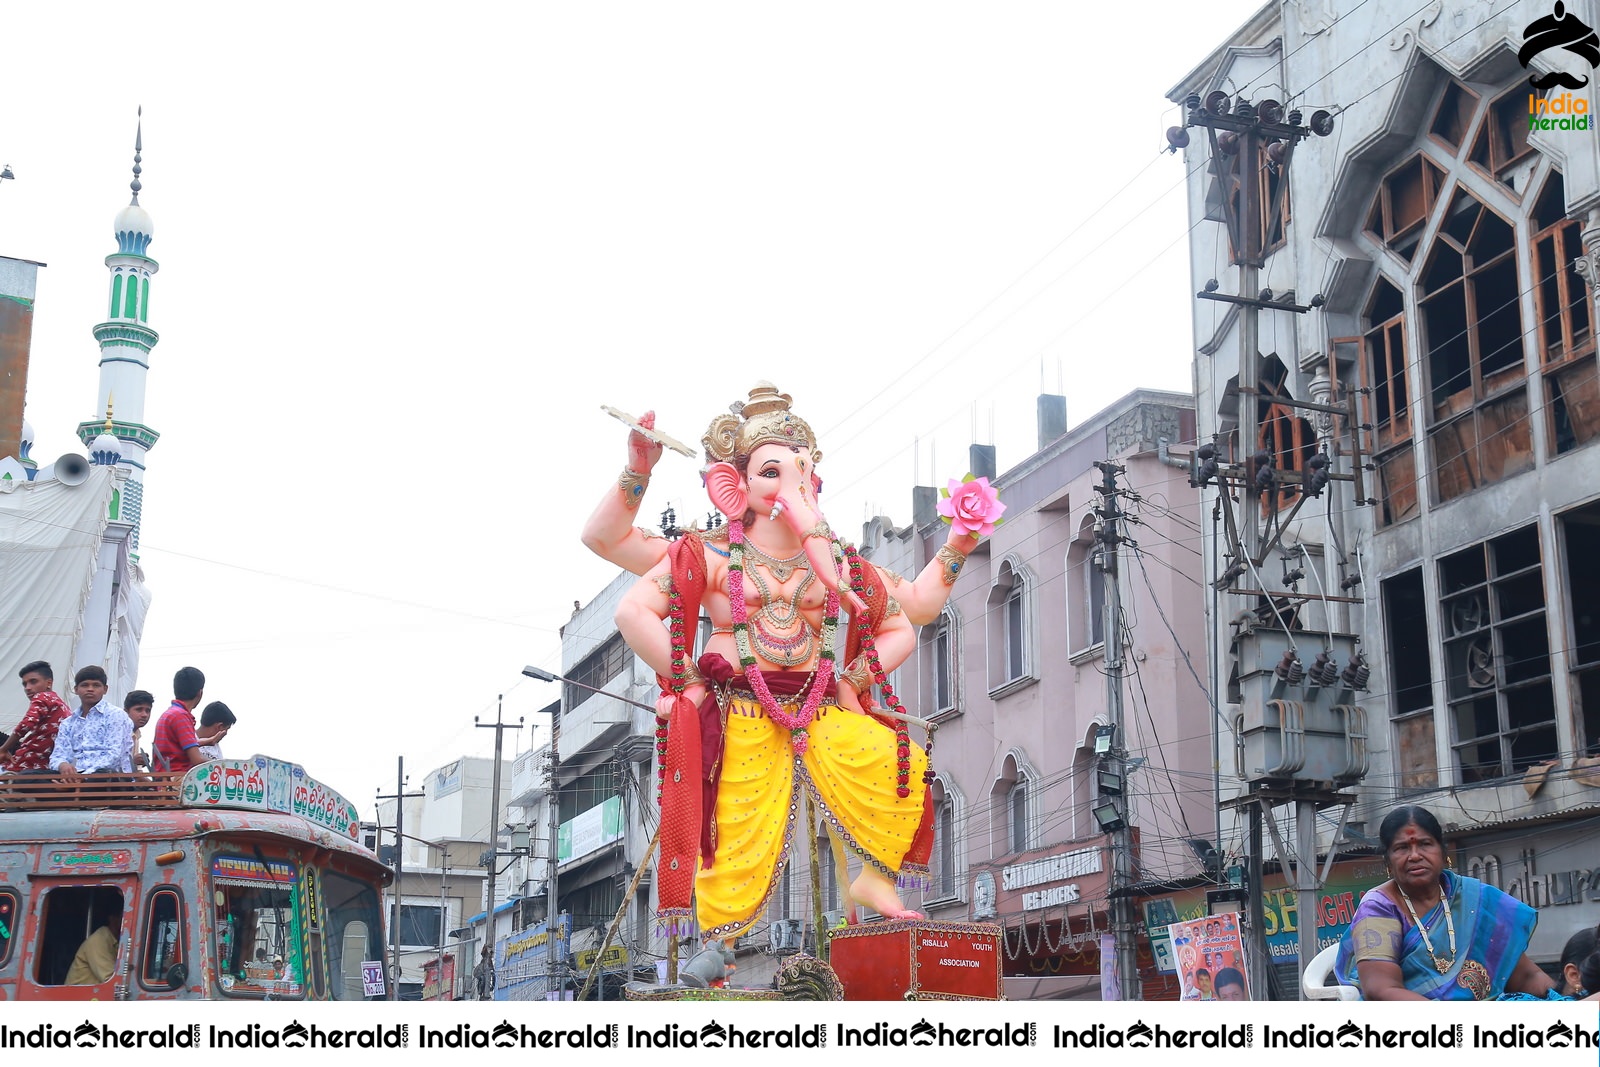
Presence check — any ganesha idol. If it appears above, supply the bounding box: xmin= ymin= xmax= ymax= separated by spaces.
xmin=582 ymin=382 xmax=1002 ymax=940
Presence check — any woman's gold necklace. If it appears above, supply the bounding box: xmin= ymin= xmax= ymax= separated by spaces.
xmin=1396 ymin=881 xmax=1455 ymax=973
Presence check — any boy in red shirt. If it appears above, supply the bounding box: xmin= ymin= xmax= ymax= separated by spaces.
xmin=0 ymin=661 xmax=71 ymax=773
xmin=153 ymin=666 xmax=215 ymax=772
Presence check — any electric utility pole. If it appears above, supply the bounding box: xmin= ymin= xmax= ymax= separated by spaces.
xmin=1172 ymin=93 xmax=1363 ymax=1001
xmin=476 ymin=695 xmax=522 ymax=983
xmin=376 ymin=758 xmax=423 ymax=1001
xmin=1094 ymin=459 xmax=1139 ymax=1000
xmin=437 ymin=853 xmax=450 ymax=1000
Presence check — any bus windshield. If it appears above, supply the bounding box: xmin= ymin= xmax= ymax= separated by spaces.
xmin=323 ymin=870 xmax=385 ymax=1000
xmin=212 ymin=855 xmax=302 ymax=998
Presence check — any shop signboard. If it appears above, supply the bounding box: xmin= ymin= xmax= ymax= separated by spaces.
xmin=558 ymin=795 xmax=624 ymax=865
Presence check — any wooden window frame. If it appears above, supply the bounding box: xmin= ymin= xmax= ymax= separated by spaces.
xmin=1428 ymin=78 xmax=1481 ymax=154
xmin=1441 ymin=528 xmax=1556 ymax=783
xmin=1365 ymin=153 xmax=1447 ymax=263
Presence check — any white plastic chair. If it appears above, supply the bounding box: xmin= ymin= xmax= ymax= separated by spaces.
xmin=1303 ymin=942 xmax=1360 ymax=1000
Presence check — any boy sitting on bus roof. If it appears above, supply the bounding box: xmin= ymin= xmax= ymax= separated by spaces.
xmin=124 ymin=688 xmax=155 ymax=771
xmin=197 ymin=701 xmax=236 ymax=761
xmin=153 ymin=666 xmax=218 ymax=772
xmin=50 ymin=665 xmax=134 ymax=779
xmin=0 ymin=661 xmax=71 ymax=774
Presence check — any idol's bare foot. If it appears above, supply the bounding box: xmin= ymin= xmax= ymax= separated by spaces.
xmin=851 ymin=868 xmax=924 ymax=921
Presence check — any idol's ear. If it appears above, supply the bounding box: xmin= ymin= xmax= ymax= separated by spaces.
xmin=705 ymin=462 xmax=748 ymax=519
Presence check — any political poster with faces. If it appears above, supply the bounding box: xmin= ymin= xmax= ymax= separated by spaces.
xmin=1167 ymin=911 xmax=1250 ymax=1000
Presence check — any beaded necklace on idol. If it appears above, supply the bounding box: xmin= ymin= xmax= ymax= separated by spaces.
xmin=728 ymin=519 xmax=838 ymax=754
xmin=739 ymin=542 xmax=816 ymax=667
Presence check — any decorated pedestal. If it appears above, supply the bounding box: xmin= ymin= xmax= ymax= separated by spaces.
xmin=828 ymin=920 xmax=1003 ymax=1001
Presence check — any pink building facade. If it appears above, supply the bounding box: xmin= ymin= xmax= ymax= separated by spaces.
xmin=869 ymin=389 xmax=1212 ymax=999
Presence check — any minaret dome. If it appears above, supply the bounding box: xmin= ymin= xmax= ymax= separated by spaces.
xmin=114 ymin=110 xmax=153 ymax=255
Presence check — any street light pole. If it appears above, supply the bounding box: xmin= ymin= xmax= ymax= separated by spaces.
xmin=476 ymin=694 xmax=522 ymax=983
xmin=1095 ymin=460 xmax=1140 ymax=1001
xmin=437 ymin=853 xmax=449 ymax=1000
xmin=376 ymin=759 xmax=423 ymax=1001
xmin=523 ymin=664 xmax=658 ymax=999
xmin=521 ymin=667 xmax=567 ymax=997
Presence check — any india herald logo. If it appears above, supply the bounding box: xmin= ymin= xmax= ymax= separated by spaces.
xmin=1521 ymin=2 xmax=1600 ymax=90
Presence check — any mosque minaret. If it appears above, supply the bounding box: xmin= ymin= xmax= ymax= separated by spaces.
xmin=77 ymin=109 xmax=160 ymax=558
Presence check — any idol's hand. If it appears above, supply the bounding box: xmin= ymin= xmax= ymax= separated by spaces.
xmin=629 ymin=410 xmax=665 ymax=474
xmin=836 ymin=685 xmax=866 ymax=715
xmin=654 ymin=683 xmax=707 ymax=721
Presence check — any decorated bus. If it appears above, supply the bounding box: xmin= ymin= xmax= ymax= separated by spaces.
xmin=0 ymin=755 xmax=389 ymax=1001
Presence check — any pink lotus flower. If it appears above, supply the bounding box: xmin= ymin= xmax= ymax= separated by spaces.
xmin=937 ymin=475 xmax=1005 ymax=538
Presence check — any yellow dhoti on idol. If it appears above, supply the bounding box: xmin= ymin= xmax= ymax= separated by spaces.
xmin=696 ymin=691 xmax=928 ymax=939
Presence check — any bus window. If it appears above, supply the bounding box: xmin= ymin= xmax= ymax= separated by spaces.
xmin=0 ymin=888 xmax=18 ymax=967
xmin=322 ymin=870 xmax=384 ymax=1000
xmin=211 ymin=854 xmax=302 ymax=999
xmin=36 ymin=886 xmax=124 ymax=986
xmin=139 ymin=888 xmax=186 ymax=991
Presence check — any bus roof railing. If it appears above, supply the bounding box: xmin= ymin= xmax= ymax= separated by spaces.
xmin=0 ymin=769 xmax=186 ymax=811
xmin=0 ymin=755 xmax=364 ymax=843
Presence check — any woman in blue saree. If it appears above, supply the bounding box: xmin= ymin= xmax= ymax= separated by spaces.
xmin=1336 ymin=806 xmax=1557 ymax=1001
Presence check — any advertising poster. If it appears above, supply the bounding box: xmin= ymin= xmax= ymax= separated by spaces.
xmin=1167 ymin=912 xmax=1249 ymax=1000
xmin=1142 ymin=857 xmax=1386 ymax=971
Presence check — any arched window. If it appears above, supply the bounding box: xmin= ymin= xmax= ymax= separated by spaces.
xmin=928 ymin=776 xmax=966 ymax=903
xmin=110 ymin=274 xmax=123 ymax=319
xmin=986 ymin=558 xmax=1035 ymax=695
xmin=1531 ymin=171 xmax=1598 ymax=454
xmin=919 ymin=607 xmax=958 ymax=714
xmin=1008 ymin=781 xmax=1029 ymax=853
xmin=1070 ymin=730 xmax=1104 ymax=840
xmin=1361 ymin=277 xmax=1419 ymax=526
xmin=992 ymin=750 xmax=1038 ymax=855
xmin=1067 ymin=516 xmax=1105 ymax=655
xmin=1355 ymin=76 xmax=1557 ymax=518
xmin=1256 ymin=356 xmax=1317 ymax=513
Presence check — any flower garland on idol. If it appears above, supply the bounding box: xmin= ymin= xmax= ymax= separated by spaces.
xmin=728 ymin=518 xmax=839 ymax=755
xmin=844 ymin=543 xmax=921 ymax=799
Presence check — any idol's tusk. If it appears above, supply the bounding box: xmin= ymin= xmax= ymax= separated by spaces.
xmin=769 ymin=502 xmax=785 ymax=521
xmin=874 ymin=709 xmax=933 ymax=729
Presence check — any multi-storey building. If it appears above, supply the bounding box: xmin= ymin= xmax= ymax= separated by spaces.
xmin=1170 ymin=0 xmax=1600 ymax=988
xmin=373 ymin=755 xmax=500 ymax=999
xmin=496 ymin=576 xmax=662 ymax=999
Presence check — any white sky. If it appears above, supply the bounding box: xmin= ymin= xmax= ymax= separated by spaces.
xmin=2 ymin=1 xmax=1265 ymax=825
